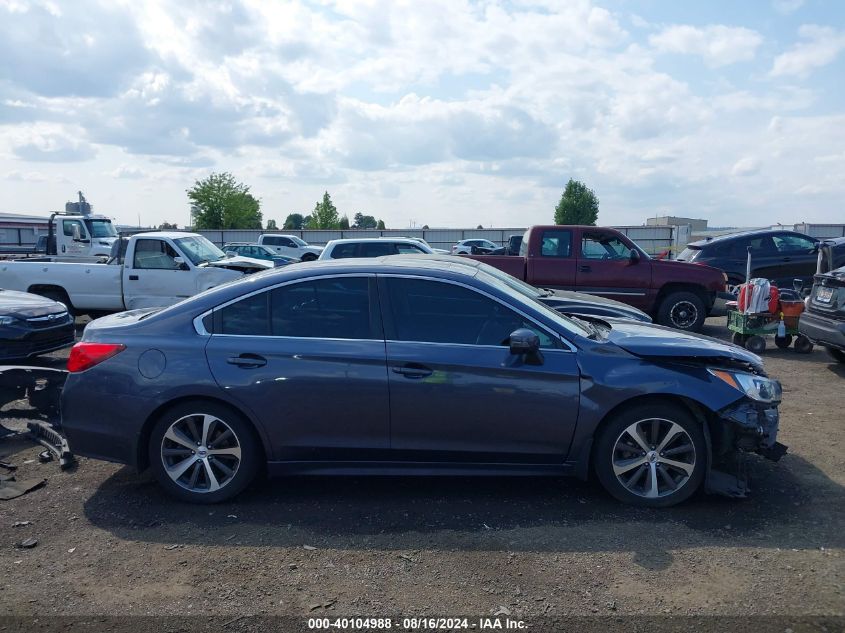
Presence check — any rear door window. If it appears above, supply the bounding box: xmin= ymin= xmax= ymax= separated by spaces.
xmin=217 ymin=277 xmax=374 ymax=339
xmin=540 ymin=230 xmax=572 ymax=257
xmin=359 ymin=242 xmax=395 ymax=257
xmin=329 ymin=243 xmax=359 ymax=259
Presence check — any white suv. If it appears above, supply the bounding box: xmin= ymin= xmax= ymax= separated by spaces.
xmin=319 ymin=238 xmax=434 ymax=260
xmin=451 ymin=239 xmax=500 ymax=255
xmin=257 ymin=234 xmax=322 ymax=261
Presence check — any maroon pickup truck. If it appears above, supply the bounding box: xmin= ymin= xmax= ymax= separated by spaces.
xmin=469 ymin=225 xmax=727 ymax=332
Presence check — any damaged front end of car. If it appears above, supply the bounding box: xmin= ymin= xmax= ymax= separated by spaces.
xmin=704 ymin=361 xmax=787 ymax=498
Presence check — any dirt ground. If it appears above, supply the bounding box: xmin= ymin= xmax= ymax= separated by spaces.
xmin=1 ymin=317 xmax=843 ymax=628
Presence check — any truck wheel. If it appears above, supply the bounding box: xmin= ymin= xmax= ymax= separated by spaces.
xmin=826 ymin=347 xmax=845 ymax=363
xmin=148 ymin=401 xmax=261 ymax=504
xmin=300 ymin=253 xmax=317 ymax=262
xmin=656 ymin=291 xmax=706 ymax=332
xmin=594 ymin=401 xmax=706 ymax=508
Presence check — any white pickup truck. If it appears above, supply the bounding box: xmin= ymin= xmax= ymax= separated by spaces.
xmin=0 ymin=231 xmax=272 ymax=315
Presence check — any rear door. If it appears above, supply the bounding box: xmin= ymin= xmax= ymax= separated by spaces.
xmin=525 ymin=228 xmax=577 ymax=289
xmin=575 ymin=230 xmax=651 ymax=310
xmin=380 ymin=275 xmax=580 ymax=463
xmin=123 ymin=237 xmax=197 ymax=309
xmin=204 ymin=275 xmax=390 ymax=461
xmin=770 ymin=233 xmax=819 ymax=287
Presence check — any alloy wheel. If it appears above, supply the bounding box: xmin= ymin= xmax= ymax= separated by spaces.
xmin=611 ymin=418 xmax=696 ymax=499
xmin=160 ymin=413 xmax=242 ymax=493
xmin=669 ymin=300 xmax=699 ymax=329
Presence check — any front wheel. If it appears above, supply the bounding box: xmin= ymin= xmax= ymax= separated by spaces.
xmin=594 ymin=402 xmax=706 ymax=508
xmin=656 ymin=291 xmax=706 ymax=332
xmin=148 ymin=401 xmax=260 ymax=503
xmin=300 ymin=252 xmax=318 ymax=262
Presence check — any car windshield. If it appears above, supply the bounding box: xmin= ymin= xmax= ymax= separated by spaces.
xmin=290 ymin=236 xmax=308 ymax=247
xmin=475 ymin=269 xmax=593 ymax=338
xmin=174 ymin=236 xmax=227 ymax=265
xmin=677 ymin=247 xmax=700 ymax=261
xmin=84 ymin=219 xmax=117 ymax=238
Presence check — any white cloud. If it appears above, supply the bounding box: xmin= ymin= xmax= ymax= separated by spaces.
xmin=773 ymin=0 xmax=805 ymax=15
xmin=770 ymin=25 xmax=845 ymax=77
xmin=649 ymin=24 xmax=763 ymax=66
xmin=731 ymin=157 xmax=761 ymax=177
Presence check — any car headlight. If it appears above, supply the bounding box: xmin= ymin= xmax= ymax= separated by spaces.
xmin=0 ymin=315 xmax=19 ymax=326
xmin=708 ymin=369 xmax=782 ymax=403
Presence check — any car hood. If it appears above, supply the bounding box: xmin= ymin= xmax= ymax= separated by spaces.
xmin=604 ymin=320 xmax=763 ymax=368
xmin=208 ymin=256 xmax=273 ymax=272
xmin=0 ymin=289 xmax=67 ymax=318
xmin=542 ymin=290 xmax=651 ymax=320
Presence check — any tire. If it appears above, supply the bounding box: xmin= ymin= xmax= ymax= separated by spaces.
xmin=594 ymin=401 xmax=706 ymax=508
xmin=827 ymin=347 xmax=845 ymax=363
xmin=656 ymin=291 xmax=706 ymax=332
xmin=731 ymin=332 xmax=747 ymax=347
xmin=301 ymin=253 xmax=317 ymax=262
xmin=794 ymin=335 xmax=814 ymax=354
xmin=745 ymin=335 xmax=766 ymax=354
xmin=774 ymin=335 xmax=792 ymax=349
xmin=32 ymin=287 xmax=76 ymax=317
xmin=148 ymin=401 xmax=261 ymax=504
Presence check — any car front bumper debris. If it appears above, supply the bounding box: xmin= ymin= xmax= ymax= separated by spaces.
xmin=705 ymin=401 xmax=787 ymax=498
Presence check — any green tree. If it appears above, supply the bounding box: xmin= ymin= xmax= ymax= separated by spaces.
xmin=187 ymin=172 xmax=262 ymax=230
xmin=311 ymin=191 xmax=340 ymax=229
xmin=352 ymin=212 xmax=377 ymax=229
xmin=376 ymin=219 xmax=386 ymax=230
xmin=283 ymin=213 xmax=304 ymax=230
xmin=554 ymin=179 xmax=599 ymax=225
xmin=339 ymin=214 xmax=350 ymax=230
xmin=158 ymin=221 xmax=178 ymax=229
xmin=476 ymin=224 xmax=484 ymax=229
xmin=266 ymin=219 xmax=278 ymax=230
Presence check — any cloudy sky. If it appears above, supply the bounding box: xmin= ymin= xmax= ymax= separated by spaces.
xmin=1 ymin=0 xmax=843 ymax=229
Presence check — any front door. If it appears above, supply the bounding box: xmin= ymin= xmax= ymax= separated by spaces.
xmin=124 ymin=237 xmax=196 ymax=309
xmin=204 ymin=275 xmax=390 ymax=461
xmin=575 ymin=230 xmax=652 ymax=310
xmin=379 ymin=276 xmax=580 ymax=463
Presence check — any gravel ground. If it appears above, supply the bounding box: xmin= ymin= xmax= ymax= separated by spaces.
xmin=0 ymin=317 xmax=843 ymax=626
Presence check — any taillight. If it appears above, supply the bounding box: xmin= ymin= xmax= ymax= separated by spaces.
xmin=67 ymin=342 xmax=126 ymax=373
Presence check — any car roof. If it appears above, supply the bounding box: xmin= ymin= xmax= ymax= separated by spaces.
xmin=325 ymin=237 xmax=423 ymax=246
xmin=687 ymin=229 xmax=817 ymax=248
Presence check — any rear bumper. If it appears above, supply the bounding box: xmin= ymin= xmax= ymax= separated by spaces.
xmin=61 ymin=390 xmax=150 ymax=468
xmin=799 ymin=311 xmax=845 ymax=351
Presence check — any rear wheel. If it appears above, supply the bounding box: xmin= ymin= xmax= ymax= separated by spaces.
xmin=148 ymin=401 xmax=260 ymax=503
xmin=745 ymin=335 xmax=766 ymax=354
xmin=794 ymin=335 xmax=814 ymax=354
xmin=774 ymin=335 xmax=792 ymax=349
xmin=656 ymin=291 xmax=706 ymax=332
xmin=594 ymin=402 xmax=706 ymax=508
xmin=827 ymin=347 xmax=845 ymax=363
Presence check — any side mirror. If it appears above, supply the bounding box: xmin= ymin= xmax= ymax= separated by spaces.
xmin=509 ymin=328 xmax=540 ymax=356
xmin=225 ymin=251 xmax=235 ymax=258
xmin=173 ymin=256 xmax=189 ymax=271
xmin=629 ymin=250 xmax=641 ymax=264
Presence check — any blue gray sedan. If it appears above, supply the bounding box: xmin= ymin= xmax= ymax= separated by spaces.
xmin=60 ymin=257 xmax=786 ymax=507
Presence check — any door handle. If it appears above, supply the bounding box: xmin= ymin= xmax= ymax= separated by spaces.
xmin=579 ymin=265 xmax=591 ymax=272
xmin=226 ymin=354 xmax=267 ymax=368
xmin=392 ymin=364 xmax=433 ymax=379
xmin=128 ymin=275 xmax=139 ymax=281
